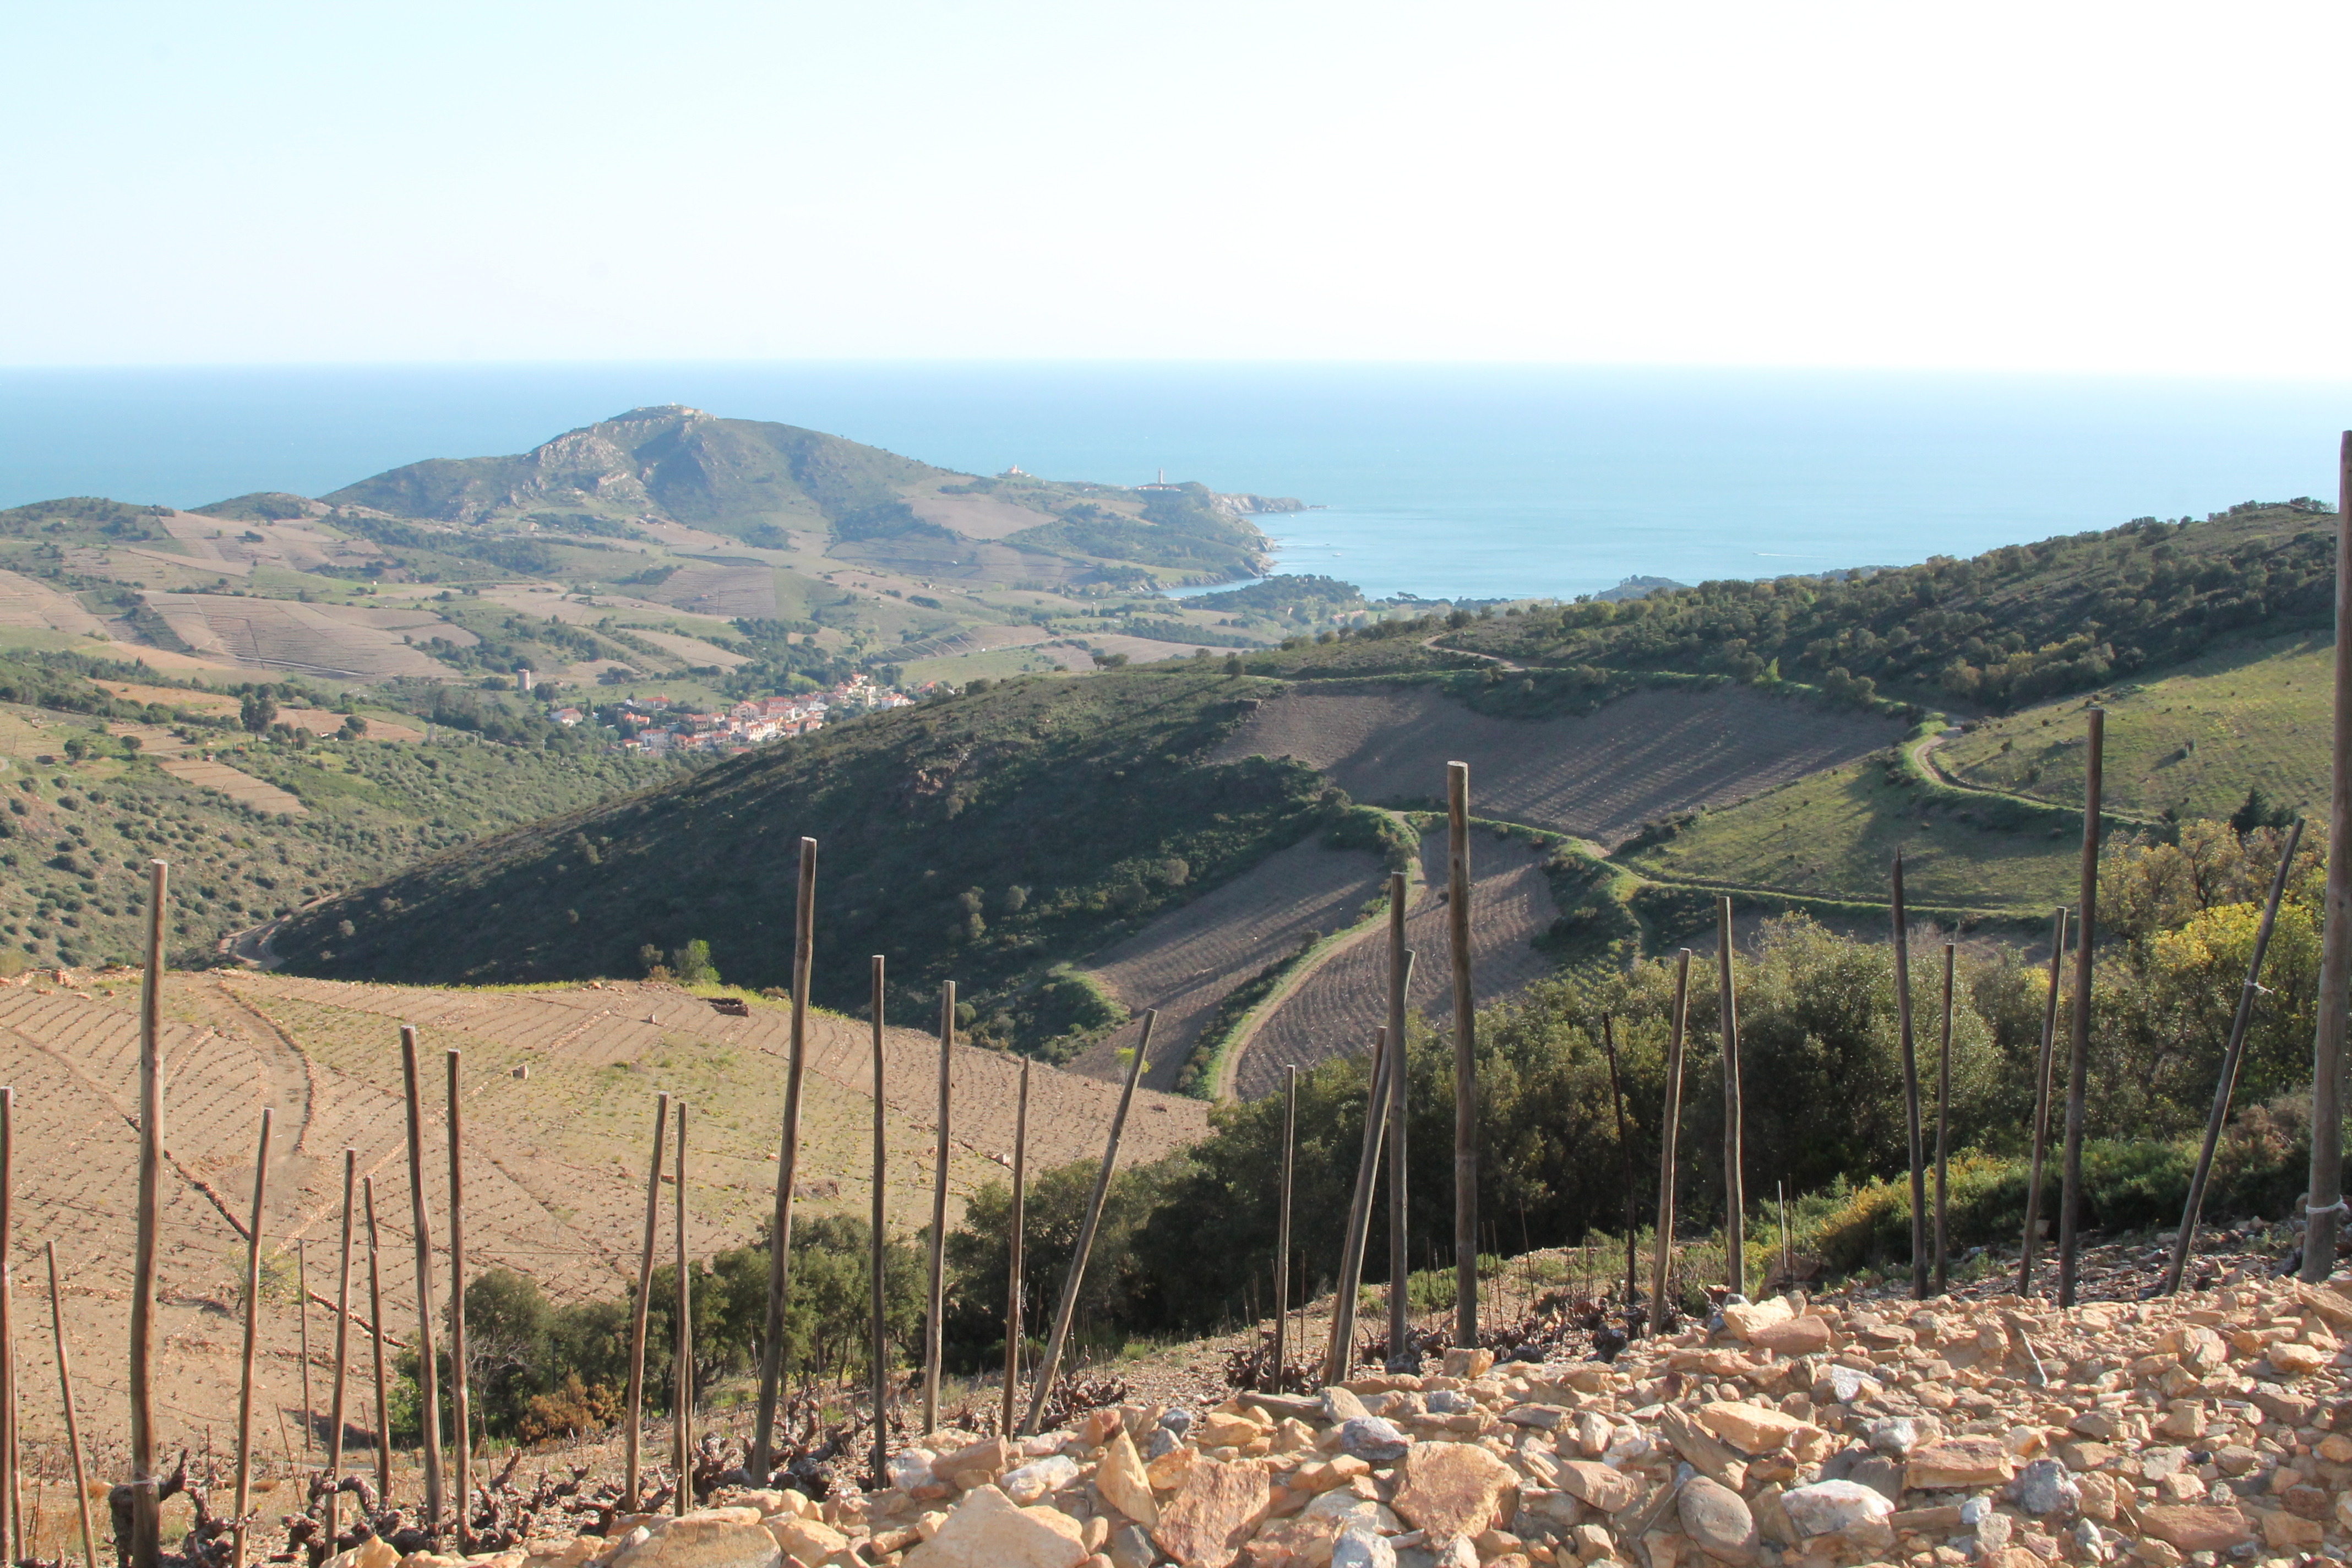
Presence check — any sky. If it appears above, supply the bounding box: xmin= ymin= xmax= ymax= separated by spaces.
xmin=4 ymin=1 xmax=2348 ymax=373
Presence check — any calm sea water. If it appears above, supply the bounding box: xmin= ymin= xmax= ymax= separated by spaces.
xmin=2 ymin=362 xmax=2345 ymax=601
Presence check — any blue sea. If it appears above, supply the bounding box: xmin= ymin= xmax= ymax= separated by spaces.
xmin=2 ymin=362 xmax=2345 ymax=602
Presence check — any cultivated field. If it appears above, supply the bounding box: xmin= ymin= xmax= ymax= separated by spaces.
xmin=1065 ymin=839 xmax=1388 ymax=1093
xmin=636 ymin=564 xmax=779 ymax=620
xmin=906 ymin=493 xmax=1060 ymax=540
xmin=0 ymin=969 xmax=1206 ymax=1457
xmin=623 ymin=629 xmax=748 ymax=670
xmin=1210 ymin=682 xmax=1903 ymax=846
xmin=1232 ymin=830 xmax=1559 ymax=1098
xmin=1936 ymin=631 xmax=2330 ymax=824
xmin=141 ymin=596 xmax=469 ymax=680
xmin=153 ymin=757 xmax=310 ymax=814
xmin=0 ymin=569 xmax=106 ymax=636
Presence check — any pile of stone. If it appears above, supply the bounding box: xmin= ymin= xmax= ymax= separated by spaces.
xmin=425 ymin=1272 xmax=2352 ymax=1568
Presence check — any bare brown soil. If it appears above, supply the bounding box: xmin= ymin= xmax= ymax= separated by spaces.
xmin=0 ymin=569 xmax=106 ymax=636
xmin=140 ymin=596 xmax=468 ymax=681
xmin=905 ymin=494 xmax=1060 ymax=541
xmin=1065 ymin=840 xmax=1386 ymax=1094
xmin=1233 ymin=830 xmax=1558 ymax=1099
xmin=635 ymin=564 xmax=779 ymax=620
xmin=153 ymin=758 xmax=308 ymax=814
xmin=1211 ymin=683 xmax=1902 ymax=846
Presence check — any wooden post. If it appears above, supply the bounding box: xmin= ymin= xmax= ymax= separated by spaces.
xmin=325 ymin=1150 xmax=355 ymax=1545
xmin=1002 ymin=1061 xmax=1030 ymax=1436
xmin=130 ymin=858 xmax=167 ymax=1568
xmin=1716 ymin=897 xmax=1746 ymax=1296
xmin=752 ymin=836 xmax=817 ymax=1480
xmin=673 ymin=1101 xmax=690 ymax=1516
xmin=2017 ymin=907 xmax=2068 ymax=1296
xmin=46 ymin=1243 xmax=96 ymax=1568
xmin=0 ymin=1084 xmax=13 ymax=1566
xmin=363 ymin=1178 xmax=391 ymax=1505
xmin=233 ymin=1109 xmax=271 ymax=1568
xmin=868 ymin=957 xmax=889 ymax=1488
xmin=1385 ymin=870 xmax=1411 ymax=1365
xmin=1022 ymin=1011 xmax=1156 ymax=1434
xmin=2057 ymin=707 xmax=2103 ymax=1308
xmin=924 ymin=982 xmax=952 ymax=1434
xmin=624 ymin=1094 xmax=669 ymax=1511
xmin=1777 ymin=1180 xmax=1791 ymax=1284
xmin=1892 ymin=852 xmax=1926 ymax=1300
xmin=1648 ymin=951 xmax=1692 ymax=1332
xmin=298 ymin=1240 xmax=311 ymax=1464
xmin=2167 ymin=818 xmax=2304 ymax=1294
xmin=1273 ymin=1064 xmax=1296 ymax=1391
xmin=2306 ymin=431 xmax=2352 ymax=1284
xmin=1934 ymin=941 xmax=1954 ymax=1296
xmin=1446 ymin=761 xmax=1478 ymax=1347
xmin=399 ymin=1026 xmax=444 ymax=1537
xmin=444 ymin=1050 xmax=471 ymax=1550
xmin=1602 ymin=1017 xmax=1637 ymax=1306
xmin=1324 ymin=1030 xmax=1392 ymax=1385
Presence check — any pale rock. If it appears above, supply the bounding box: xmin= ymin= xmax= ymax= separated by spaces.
xmin=2260 ymin=1509 xmax=2324 ymax=1550
xmin=1719 ymin=1297 xmax=1794 ymax=1343
xmin=1441 ymin=1347 xmax=1495 ymax=1379
xmin=1004 ymin=1455 xmax=1081 ymax=1505
xmin=1677 ymin=1476 xmax=1758 ymax=1565
xmin=2135 ymin=1502 xmax=2251 ymax=1553
xmin=931 ymin=1438 xmax=1015 ymax=1481
xmin=1905 ymin=1435 xmax=2015 ymax=1490
xmin=1321 ymin=1386 xmax=1374 ymax=1424
xmin=605 ymin=1511 xmax=781 ymax=1568
xmin=1391 ymin=1441 xmax=1516 ymax=1543
xmin=1151 ymin=1457 xmax=1271 ymax=1568
xmin=1811 ymin=1364 xmax=1881 ymax=1406
xmin=1568 ymin=1410 xmax=1611 ymax=1460
xmin=1337 ymin=1418 xmax=1410 ymax=1464
xmin=1095 ymin=1431 xmax=1159 ymax=1528
xmin=2013 ymin=1457 xmax=2078 ymax=1517
xmin=887 ymin=1451 xmax=939 ymax=1493
xmin=1554 ymin=1460 xmax=1639 ymax=1515
xmin=904 ymin=1486 xmax=1087 ymax=1568
xmin=1329 ymin=1531 xmax=1396 ymax=1568
xmin=2268 ymin=1341 xmax=2327 ymax=1376
xmin=1778 ymin=1480 xmax=1894 ymax=1539
xmin=767 ymin=1517 xmax=848 ymax=1568
xmin=326 ymin=1541 xmax=402 ymax=1568
xmin=1302 ymin=1493 xmax=1400 ymax=1534
xmin=1694 ymin=1401 xmax=1807 ymax=1456
xmin=1861 ymin=1417 xmax=1918 ymax=1457
xmin=2068 ymin=1410 xmax=2121 ymax=1440
xmin=1747 ymin=1315 xmax=1832 ymax=1356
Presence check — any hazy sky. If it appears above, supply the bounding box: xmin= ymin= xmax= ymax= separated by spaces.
xmin=6 ymin=2 xmax=2344 ymax=372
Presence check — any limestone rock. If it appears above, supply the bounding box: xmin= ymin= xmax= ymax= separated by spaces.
xmin=326 ymin=1541 xmax=401 ymax=1568
xmin=1441 ymin=1347 xmax=1495 ymax=1378
xmin=2013 ymin=1457 xmax=2079 ymax=1517
xmin=1719 ymin=1297 xmax=1793 ymax=1342
xmin=767 ymin=1517 xmax=848 ymax=1567
xmin=1095 ymin=1431 xmax=1159 ymax=1528
xmin=1004 ymin=1455 xmax=1081 ymax=1504
xmin=1329 ymin=1531 xmax=1396 ymax=1568
xmin=1152 ymin=1457 xmax=1271 ymax=1568
xmin=1391 ymin=1441 xmax=1517 ymax=1543
xmin=2136 ymin=1503 xmax=2250 ymax=1553
xmin=1778 ymin=1480 xmax=1893 ymax=1539
xmin=931 ymin=1437 xmax=1015 ymax=1480
xmin=605 ymin=1511 xmax=781 ymax=1568
xmin=905 ymin=1486 xmax=1087 ymax=1568
xmin=1320 ymin=1386 xmax=1373 ymax=1423
xmin=1677 ymin=1476 xmax=1757 ymax=1565
xmin=1905 ymin=1435 xmax=2014 ymax=1490
xmin=1554 ymin=1460 xmax=1639 ymax=1514
xmin=1746 ymin=1315 xmax=1831 ymax=1356
xmin=1695 ymin=1401 xmax=1808 ymax=1456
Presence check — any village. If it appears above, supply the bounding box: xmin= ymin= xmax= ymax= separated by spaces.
xmin=575 ymin=674 xmax=923 ymax=757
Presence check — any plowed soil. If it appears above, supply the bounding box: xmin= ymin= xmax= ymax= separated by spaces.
xmin=140 ymin=596 xmax=470 ymax=680
xmin=0 ymin=569 xmax=106 ymax=636
xmin=1210 ymin=683 xmax=1901 ymax=846
xmin=1233 ymin=830 xmax=1558 ymax=1098
xmin=1065 ymin=839 xmax=1386 ymax=1093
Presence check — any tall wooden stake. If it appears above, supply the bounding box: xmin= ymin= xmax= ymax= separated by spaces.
xmin=1002 ymin=1061 xmax=1030 ymax=1435
xmin=624 ymin=1095 xmax=669 ymax=1510
xmin=752 ymin=836 xmax=818 ymax=1481
xmin=326 ymin=1150 xmax=355 ymax=1544
xmin=2017 ymin=907 xmax=2068 ymax=1295
xmin=398 ymin=1026 xmax=444 ymax=1537
xmin=47 ymin=1243 xmax=95 ymax=1568
xmin=1273 ymin=1064 xmax=1297 ymax=1390
xmin=923 ymin=982 xmax=952 ymax=1434
xmin=2168 ymin=818 xmax=2304 ymax=1294
xmin=1934 ymin=941 xmax=1954 ymax=1295
xmin=444 ymin=1050 xmax=471 ymax=1550
xmin=868 ymin=957 xmax=889 ymax=1489
xmin=1602 ymin=1017 xmax=1637 ymax=1304
xmin=362 ymin=1178 xmax=391 ymax=1504
xmin=673 ymin=1101 xmax=690 ymax=1516
xmin=2057 ymin=707 xmax=2103 ymax=1307
xmin=1648 ymin=951 xmax=1692 ymax=1332
xmin=298 ymin=1240 xmax=311 ymax=1462
xmin=1385 ymin=870 xmax=1411 ymax=1365
xmin=2306 ymin=430 xmax=2352 ymax=1284
xmin=1446 ymin=761 xmax=1478 ymax=1346
xmin=130 ymin=858 xmax=167 ymax=1568
xmin=1892 ymin=853 xmax=1926 ymax=1300
xmin=1716 ymin=897 xmax=1746 ymax=1296
xmin=233 ymin=1112 xmax=271 ymax=1568
xmin=0 ymin=1084 xmax=13 ymax=1566
xmin=1023 ymin=1011 xmax=1156 ymax=1433
xmin=1325 ymin=1030 xmax=1392 ymax=1385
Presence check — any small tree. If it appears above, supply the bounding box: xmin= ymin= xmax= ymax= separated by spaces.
xmin=670 ymin=939 xmax=717 ymax=986
xmin=240 ymin=690 xmax=278 ymax=733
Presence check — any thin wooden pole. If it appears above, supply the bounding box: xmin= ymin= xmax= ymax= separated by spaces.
xmin=363 ymin=1177 xmax=391 ymax=1504
xmin=2057 ymin=707 xmax=2103 ymax=1308
xmin=1934 ymin=941 xmax=1954 ymax=1295
xmin=0 ymin=1084 xmax=14 ymax=1567
xmin=2167 ymin=818 xmax=2304 ymax=1294
xmin=233 ymin=1110 xmax=271 ymax=1568
xmin=46 ymin=1243 xmax=95 ymax=1568
xmin=1648 ymin=951 xmax=1692 ymax=1332
xmin=752 ymin=836 xmax=817 ymax=1480
xmin=2018 ymin=907 xmax=2068 ymax=1295
xmin=2306 ymin=430 xmax=2352 ymax=1284
xmin=444 ymin=1050 xmax=471 ymax=1550
xmin=1602 ymin=1017 xmax=1637 ymax=1305
xmin=130 ymin=857 xmax=167 ymax=1568
xmin=1324 ymin=1030 xmax=1392 ymax=1385
xmin=398 ymin=1026 xmax=444 ymax=1537
xmin=923 ymin=981 xmax=952 ymax=1434
xmin=625 ymin=1095 xmax=669 ymax=1510
xmin=1445 ymin=761 xmax=1478 ymax=1347
xmin=1716 ymin=896 xmax=1745 ymax=1296
xmin=1273 ymin=1064 xmax=1296 ymax=1390
xmin=298 ymin=1240 xmax=311 ymax=1462
xmin=1001 ymin=1061 xmax=1030 ymax=1436
xmin=1385 ymin=870 xmax=1411 ymax=1364
xmin=868 ymin=957 xmax=889 ymax=1489
xmin=1777 ymin=1180 xmax=1791 ymax=1284
xmin=673 ymin=1101 xmax=690 ymax=1517
xmin=1022 ymin=1010 xmax=1156 ymax=1434
xmin=325 ymin=1149 xmax=355 ymax=1545
xmin=1892 ymin=852 xmax=1926 ymax=1300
